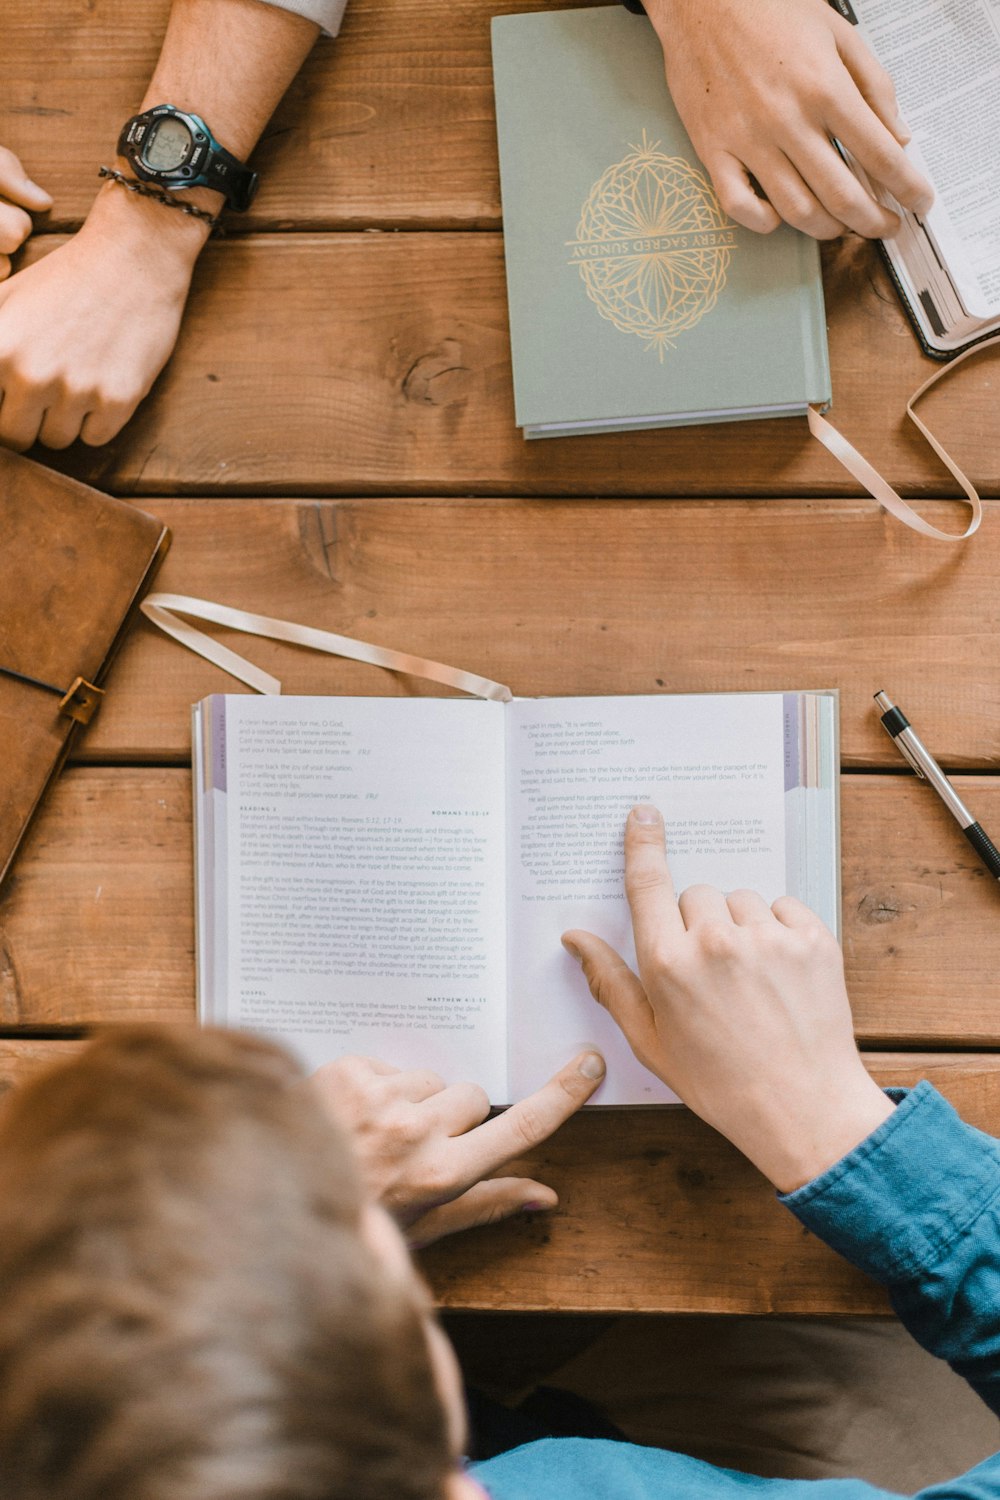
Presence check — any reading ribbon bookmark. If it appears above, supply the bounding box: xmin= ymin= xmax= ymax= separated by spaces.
xmin=140 ymin=594 xmax=513 ymax=703
xmin=808 ymin=332 xmax=1000 ymax=543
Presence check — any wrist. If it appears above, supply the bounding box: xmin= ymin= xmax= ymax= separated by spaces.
xmin=745 ymin=1073 xmax=897 ymax=1194
xmin=642 ymin=0 xmax=687 ymax=31
xmin=86 ymin=173 xmax=213 ymax=271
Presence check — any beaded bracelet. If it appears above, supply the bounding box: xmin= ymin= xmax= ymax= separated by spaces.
xmin=97 ymin=166 xmax=221 ymax=229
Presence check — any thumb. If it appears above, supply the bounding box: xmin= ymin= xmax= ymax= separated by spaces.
xmin=562 ymin=929 xmax=657 ymax=1054
xmin=406 ymin=1178 xmax=557 ymax=1248
xmin=0 ymin=150 xmax=53 ymax=212
xmin=10 ymin=177 xmax=53 ymax=212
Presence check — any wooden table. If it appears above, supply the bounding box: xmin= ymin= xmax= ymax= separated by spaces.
xmin=3 ymin=0 xmax=1000 ymax=1316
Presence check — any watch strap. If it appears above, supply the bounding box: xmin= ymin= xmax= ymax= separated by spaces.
xmin=201 ymin=146 xmax=258 ymax=212
xmin=622 ymin=1 xmax=647 ymax=11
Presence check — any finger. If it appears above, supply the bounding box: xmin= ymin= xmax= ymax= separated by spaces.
xmin=743 ymin=149 xmax=848 ymax=240
xmin=37 ymin=400 xmax=91 ymax=450
xmin=0 ymin=255 xmax=10 ymax=283
xmin=0 ymin=148 xmax=53 ymax=212
xmin=357 ymin=1057 xmax=401 ymax=1077
xmin=771 ymin=894 xmax=825 ymax=931
xmin=726 ymin=888 xmax=775 ymax=926
xmin=78 ymin=402 xmax=139 ymax=447
xmin=423 ymin=1079 xmax=491 ymax=1136
xmin=835 ymin=21 xmax=910 ymax=145
xmin=782 ymin=137 xmax=902 ymax=239
xmin=708 ymin=152 xmax=782 ymax=234
xmin=0 ymin=394 xmax=45 ymax=452
xmin=308 ymin=1054 xmax=400 ymax=1118
xmin=678 ymin=884 xmax=733 ymax=928
xmin=451 ymin=1049 xmax=606 ymax=1185
xmin=319 ymin=1054 xmax=401 ymax=1084
xmin=0 ymin=203 xmax=34 ymax=255
xmin=827 ymin=97 xmax=933 ymax=216
xmin=380 ymin=1067 xmax=447 ymax=1104
xmin=406 ymin=1178 xmax=556 ymax=1249
xmin=624 ymin=804 xmax=684 ymax=965
xmin=563 ymin=929 xmax=656 ymax=1053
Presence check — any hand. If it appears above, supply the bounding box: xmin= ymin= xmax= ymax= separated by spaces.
xmin=0 ymin=180 xmax=206 ymax=451
xmin=563 ymin=806 xmax=894 ymax=1193
xmin=311 ymin=1049 xmax=606 ymax=1246
xmin=644 ymin=0 xmax=933 ymax=239
xmin=0 ymin=146 xmax=52 ymax=281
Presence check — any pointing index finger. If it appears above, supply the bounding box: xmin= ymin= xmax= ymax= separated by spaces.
xmin=450 ymin=1050 xmax=605 ymax=1186
xmin=625 ymin=804 xmax=684 ymax=964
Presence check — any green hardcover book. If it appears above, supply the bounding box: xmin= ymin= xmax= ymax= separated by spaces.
xmin=492 ymin=6 xmax=832 ymax=439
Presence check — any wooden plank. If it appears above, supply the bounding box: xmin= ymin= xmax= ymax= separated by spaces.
xmin=0 ymin=772 xmax=195 ymax=1030
xmin=3 ymin=767 xmax=1000 ymax=1045
xmin=0 ymin=1034 xmax=995 ymax=1312
xmin=423 ymin=1055 xmax=1000 ymax=1314
xmin=0 ymin=1041 xmax=81 ymax=1098
xmin=1 ymin=0 xmax=614 ymax=233
xmin=69 ymin=496 xmax=1000 ymax=769
xmin=25 ymin=234 xmax=999 ymax=498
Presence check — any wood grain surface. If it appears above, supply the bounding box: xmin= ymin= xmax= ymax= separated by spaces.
xmin=1 ymin=0 xmax=649 ymax=233
xmin=21 ymin=234 xmax=999 ymax=499
xmin=0 ymin=1035 xmax=994 ymax=1312
xmin=4 ymin=0 xmax=1000 ymax=1317
xmin=2 ymin=766 xmax=999 ymax=1044
xmin=421 ymin=1055 xmax=1000 ymax=1313
xmin=67 ymin=495 xmax=1000 ymax=768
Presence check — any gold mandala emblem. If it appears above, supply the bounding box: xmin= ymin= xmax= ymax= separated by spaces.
xmin=568 ymin=133 xmax=736 ymax=358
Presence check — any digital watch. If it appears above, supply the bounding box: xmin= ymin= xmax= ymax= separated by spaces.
xmin=117 ymin=104 xmax=258 ymax=212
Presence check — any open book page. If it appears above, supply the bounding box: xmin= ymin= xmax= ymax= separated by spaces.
xmin=853 ymin=0 xmax=1000 ymax=323
xmin=196 ymin=697 xmax=510 ymax=1097
xmin=504 ymin=695 xmax=791 ymax=1105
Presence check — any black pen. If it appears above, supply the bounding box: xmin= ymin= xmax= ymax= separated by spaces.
xmin=874 ymin=692 xmax=1000 ymax=881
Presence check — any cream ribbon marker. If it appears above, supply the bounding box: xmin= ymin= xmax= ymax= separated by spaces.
xmin=140 ymin=594 xmax=513 ymax=703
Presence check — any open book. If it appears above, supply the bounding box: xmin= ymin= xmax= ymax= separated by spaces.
xmin=193 ymin=692 xmax=839 ymax=1105
xmin=837 ymin=0 xmax=1000 ymax=355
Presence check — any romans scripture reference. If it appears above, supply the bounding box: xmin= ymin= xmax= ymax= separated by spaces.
xmin=193 ymin=692 xmax=839 ymax=1105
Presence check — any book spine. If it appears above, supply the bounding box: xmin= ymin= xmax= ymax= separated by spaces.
xmin=798 ymin=237 xmax=834 ymax=406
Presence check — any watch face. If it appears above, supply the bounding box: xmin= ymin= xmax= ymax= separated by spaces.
xmin=143 ymin=115 xmax=192 ymax=172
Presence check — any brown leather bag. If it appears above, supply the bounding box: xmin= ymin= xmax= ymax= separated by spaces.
xmin=0 ymin=450 xmax=170 ymax=887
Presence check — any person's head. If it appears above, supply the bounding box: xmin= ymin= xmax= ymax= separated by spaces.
xmin=0 ymin=1026 xmax=476 ymax=1500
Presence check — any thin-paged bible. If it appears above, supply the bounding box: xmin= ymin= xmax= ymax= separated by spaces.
xmin=839 ymin=0 xmax=1000 ymax=357
xmin=193 ymin=690 xmax=839 ymax=1106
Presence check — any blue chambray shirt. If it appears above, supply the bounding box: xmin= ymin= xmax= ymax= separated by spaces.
xmin=473 ymin=1084 xmax=1000 ymax=1499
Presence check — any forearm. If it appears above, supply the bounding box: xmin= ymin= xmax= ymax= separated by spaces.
xmin=0 ymin=0 xmax=325 ymax=451
xmin=783 ymin=1084 xmax=1000 ymax=1416
xmin=136 ymin=0 xmax=319 ymax=166
xmin=91 ymin=0 xmax=321 ymax=255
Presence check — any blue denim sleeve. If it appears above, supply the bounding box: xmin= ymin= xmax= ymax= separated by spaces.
xmin=782 ymin=1081 xmax=1000 ymax=1415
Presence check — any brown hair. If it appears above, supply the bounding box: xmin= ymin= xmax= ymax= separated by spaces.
xmin=0 ymin=1026 xmax=452 ymax=1500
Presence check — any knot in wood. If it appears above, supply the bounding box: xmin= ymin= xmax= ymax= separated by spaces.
xmin=402 ymin=340 xmax=471 ymax=407
xmin=856 ymin=892 xmax=902 ymax=925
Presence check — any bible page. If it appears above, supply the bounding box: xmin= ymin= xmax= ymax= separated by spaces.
xmin=202 ymin=696 xmax=509 ymax=1098
xmin=505 ymin=695 xmax=788 ymax=1105
xmin=853 ymin=0 xmax=1000 ymax=320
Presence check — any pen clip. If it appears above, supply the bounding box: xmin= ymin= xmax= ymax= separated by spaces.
xmin=896 ymin=735 xmax=926 ymax=779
